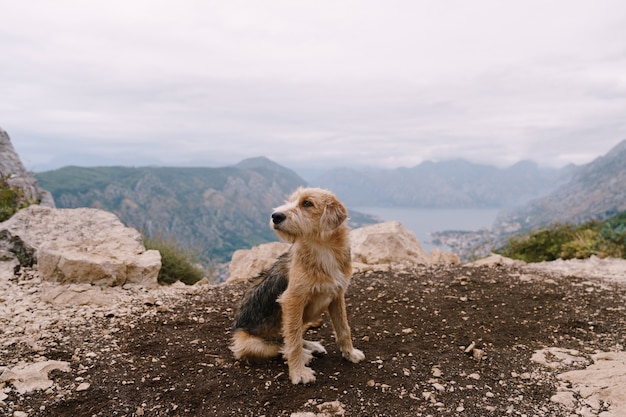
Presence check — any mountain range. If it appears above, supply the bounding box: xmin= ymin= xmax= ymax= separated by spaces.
xmin=35 ymin=157 xmax=375 ymax=265
xmin=496 ymin=139 xmax=626 ymax=232
xmin=312 ymin=159 xmax=575 ymax=208
xmin=36 ymin=157 xmax=306 ymax=264
xmin=35 ymin=138 xmax=626 ymax=266
xmin=432 ymin=139 xmax=626 ymax=258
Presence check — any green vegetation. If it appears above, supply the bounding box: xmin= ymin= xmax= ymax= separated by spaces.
xmin=143 ymin=233 xmax=206 ymax=285
xmin=497 ymin=211 xmax=626 ymax=262
xmin=0 ymin=175 xmax=34 ymax=222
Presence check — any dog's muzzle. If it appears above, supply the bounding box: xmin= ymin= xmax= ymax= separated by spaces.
xmin=271 ymin=212 xmax=286 ymax=225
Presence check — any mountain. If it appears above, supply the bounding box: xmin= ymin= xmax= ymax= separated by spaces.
xmin=313 ymin=159 xmax=573 ymax=208
xmin=36 ymin=157 xmax=378 ymax=266
xmin=433 ymin=139 xmax=626 ymax=259
xmin=496 ymin=139 xmax=626 ymax=232
xmin=35 ymin=158 xmax=308 ymax=265
xmin=0 ymin=127 xmax=54 ymax=207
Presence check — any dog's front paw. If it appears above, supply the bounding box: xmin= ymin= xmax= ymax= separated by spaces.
xmin=343 ymin=348 xmax=365 ymax=363
xmin=290 ymin=366 xmax=316 ymax=384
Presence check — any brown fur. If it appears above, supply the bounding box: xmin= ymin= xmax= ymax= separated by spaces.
xmin=230 ymin=187 xmax=365 ymax=384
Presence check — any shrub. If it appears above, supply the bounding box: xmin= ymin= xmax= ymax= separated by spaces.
xmin=143 ymin=233 xmax=206 ymax=285
xmin=497 ymin=212 xmax=626 ymax=262
xmin=0 ymin=175 xmax=33 ymax=222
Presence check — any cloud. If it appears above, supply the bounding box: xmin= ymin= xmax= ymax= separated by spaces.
xmin=2 ymin=0 xmax=626 ymax=171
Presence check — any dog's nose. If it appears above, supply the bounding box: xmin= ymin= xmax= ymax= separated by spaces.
xmin=271 ymin=212 xmax=286 ymax=224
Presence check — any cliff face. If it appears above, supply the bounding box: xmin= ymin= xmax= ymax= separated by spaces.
xmin=0 ymin=127 xmax=54 ymax=207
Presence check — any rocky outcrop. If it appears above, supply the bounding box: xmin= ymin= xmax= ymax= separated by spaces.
xmin=0 ymin=127 xmax=54 ymax=207
xmin=350 ymin=221 xmax=459 ymax=271
xmin=228 ymin=241 xmax=290 ymax=282
xmin=227 ymin=221 xmax=460 ymax=282
xmin=0 ymin=205 xmax=161 ymax=286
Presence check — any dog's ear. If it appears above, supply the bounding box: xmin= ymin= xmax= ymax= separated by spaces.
xmin=321 ymin=196 xmax=348 ymax=230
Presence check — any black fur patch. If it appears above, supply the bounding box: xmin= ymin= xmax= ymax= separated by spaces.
xmin=233 ymin=252 xmax=290 ymax=341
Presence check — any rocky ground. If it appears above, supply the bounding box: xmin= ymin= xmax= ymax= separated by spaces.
xmin=1 ymin=259 xmax=626 ymax=417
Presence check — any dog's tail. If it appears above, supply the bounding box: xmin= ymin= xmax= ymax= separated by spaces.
xmin=230 ymin=329 xmax=281 ymax=360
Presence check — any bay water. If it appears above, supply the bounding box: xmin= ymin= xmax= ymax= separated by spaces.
xmin=353 ymin=207 xmax=501 ymax=251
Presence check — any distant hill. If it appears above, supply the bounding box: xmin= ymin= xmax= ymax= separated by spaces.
xmin=36 ymin=157 xmax=377 ymax=266
xmin=496 ymin=139 xmax=626 ymax=232
xmin=313 ymin=159 xmax=574 ymax=208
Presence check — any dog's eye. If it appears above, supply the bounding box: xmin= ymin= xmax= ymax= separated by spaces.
xmin=302 ymin=200 xmax=314 ymax=208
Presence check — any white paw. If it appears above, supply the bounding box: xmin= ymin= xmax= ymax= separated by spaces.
xmin=290 ymin=366 xmax=316 ymax=384
xmin=343 ymin=348 xmax=365 ymax=363
xmin=303 ymin=340 xmax=327 ymax=355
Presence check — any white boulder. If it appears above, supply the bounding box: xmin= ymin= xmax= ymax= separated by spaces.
xmin=351 ymin=221 xmax=458 ymax=271
xmin=228 ymin=241 xmax=290 ymax=283
xmin=0 ymin=205 xmax=161 ymax=286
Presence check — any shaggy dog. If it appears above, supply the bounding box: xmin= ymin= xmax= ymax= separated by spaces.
xmin=230 ymin=187 xmax=365 ymax=384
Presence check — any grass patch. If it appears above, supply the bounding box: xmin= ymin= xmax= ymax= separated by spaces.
xmin=143 ymin=233 xmax=206 ymax=285
xmin=497 ymin=211 xmax=626 ymax=262
xmin=0 ymin=175 xmax=35 ymax=222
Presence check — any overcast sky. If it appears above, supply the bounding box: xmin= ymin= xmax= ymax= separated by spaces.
xmin=2 ymin=0 xmax=626 ymax=174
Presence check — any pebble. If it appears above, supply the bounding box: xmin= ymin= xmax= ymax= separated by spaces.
xmin=76 ymin=382 xmax=90 ymax=392
xmin=432 ymin=383 xmax=445 ymax=392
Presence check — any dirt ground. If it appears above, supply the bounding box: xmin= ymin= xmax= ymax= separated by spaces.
xmin=3 ymin=263 xmax=626 ymax=417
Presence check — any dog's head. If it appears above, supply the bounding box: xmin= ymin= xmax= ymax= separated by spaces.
xmin=270 ymin=187 xmax=348 ymax=243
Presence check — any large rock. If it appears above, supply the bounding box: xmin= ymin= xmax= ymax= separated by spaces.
xmin=0 ymin=205 xmax=161 ymax=286
xmin=228 ymin=242 xmax=290 ymax=283
xmin=350 ymin=221 xmax=459 ymax=271
xmin=227 ymin=221 xmax=460 ymax=281
xmin=0 ymin=127 xmax=54 ymax=207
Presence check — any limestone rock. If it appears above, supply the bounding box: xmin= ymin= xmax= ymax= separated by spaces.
xmin=228 ymin=242 xmax=290 ymax=283
xmin=0 ymin=127 xmax=54 ymax=207
xmin=467 ymin=253 xmax=525 ymax=268
xmin=429 ymin=247 xmax=461 ymax=265
xmin=350 ymin=221 xmax=430 ymax=269
xmin=0 ymin=205 xmax=161 ymax=286
xmin=39 ymin=283 xmax=120 ymax=306
xmin=0 ymin=360 xmax=70 ymax=394
xmin=558 ymin=351 xmax=626 ymax=417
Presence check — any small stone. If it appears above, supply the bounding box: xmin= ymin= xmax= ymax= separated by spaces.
xmin=432 ymin=382 xmax=445 ymax=392
xmin=468 ymin=373 xmax=480 ymax=380
xmin=472 ymin=349 xmax=485 ymax=361
xmin=76 ymin=382 xmax=90 ymax=392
